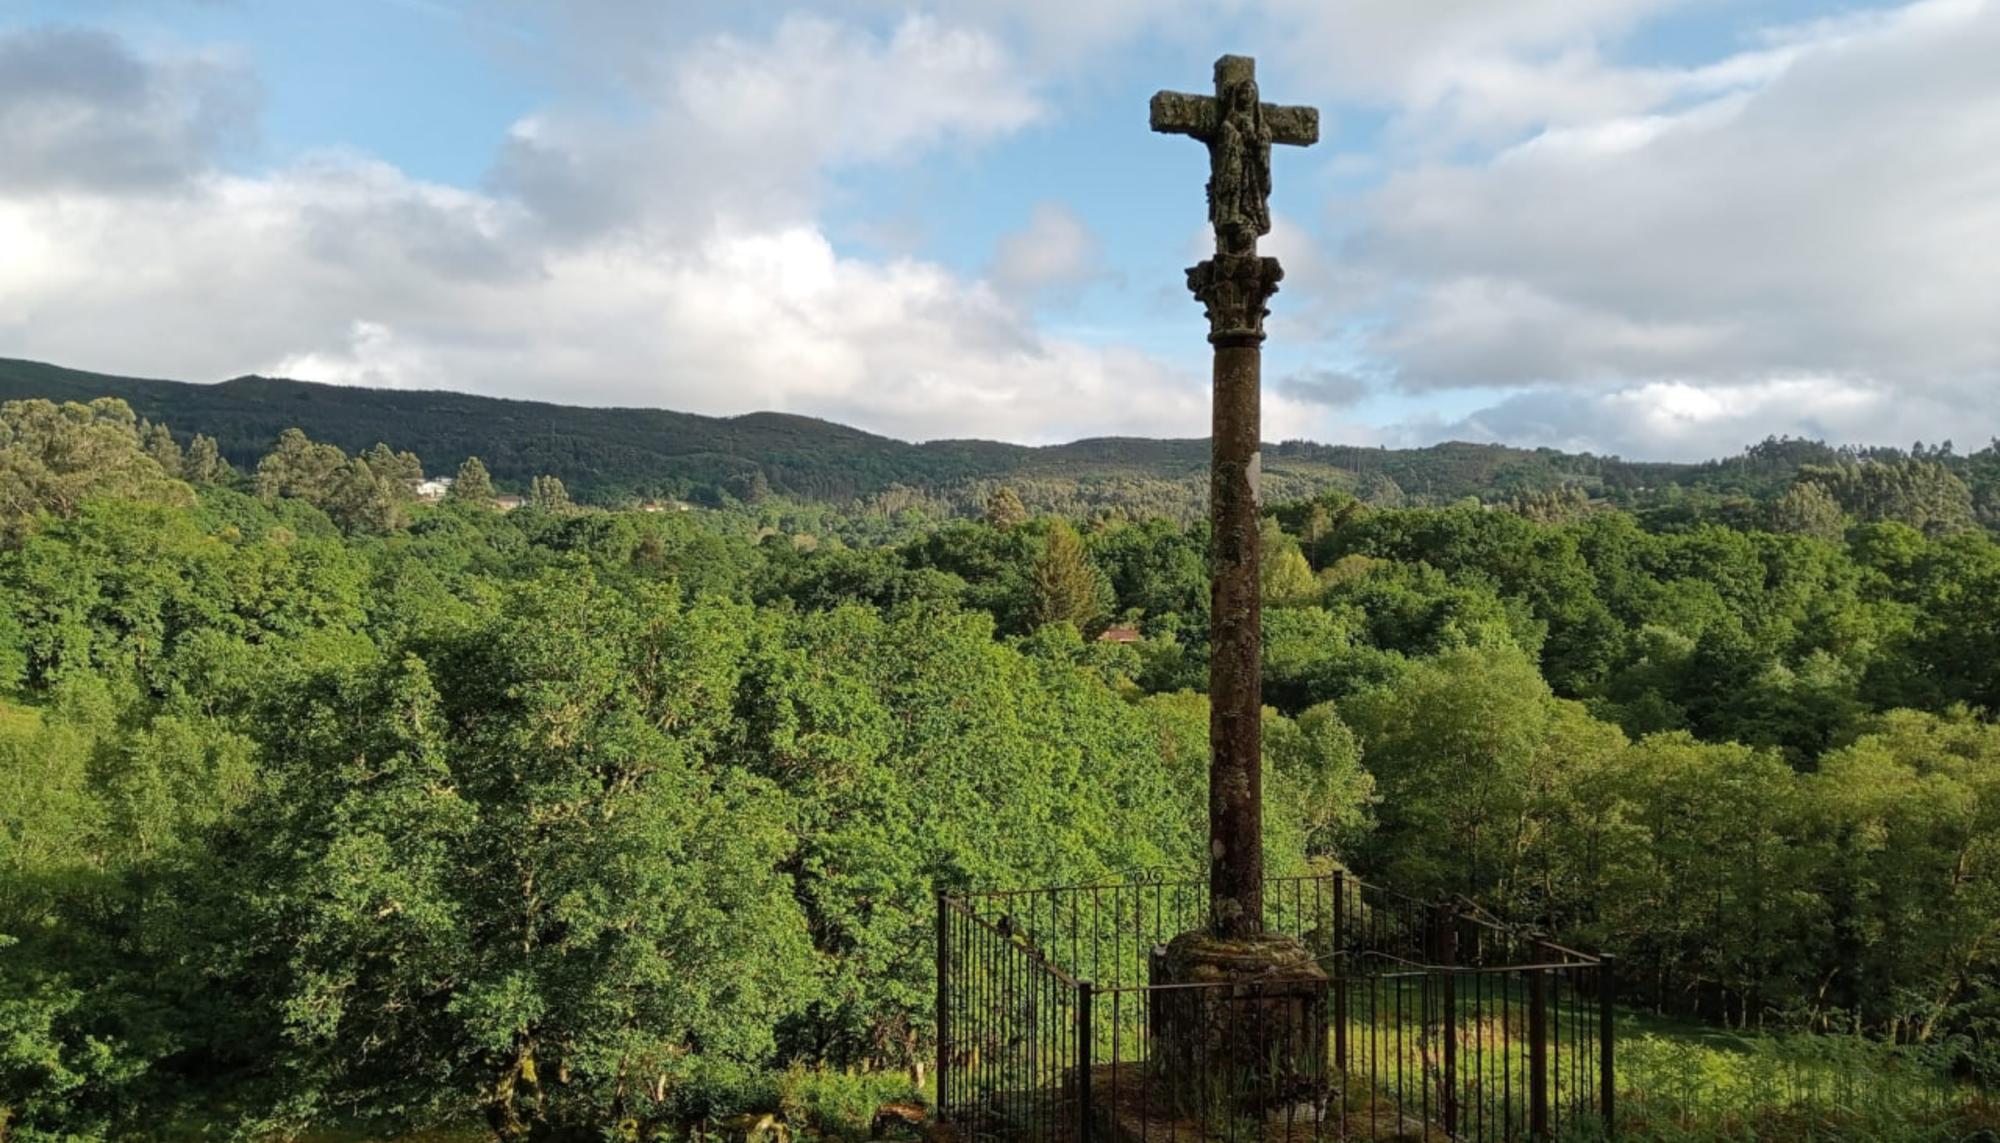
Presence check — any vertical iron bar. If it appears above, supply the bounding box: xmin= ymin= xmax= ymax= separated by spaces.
xmin=1504 ymin=971 xmax=1514 ymax=1142
xmin=1395 ymin=972 xmax=1405 ymax=1133
xmin=937 ymin=893 xmax=951 ymax=1121
xmin=1529 ymin=970 xmax=1549 ymax=1140
xmin=1421 ymin=974 xmax=1432 ymax=1132
xmin=1440 ymin=907 xmax=1458 ymax=1137
xmin=1071 ymin=888 xmax=1080 ymax=996
xmin=1092 ymin=887 xmax=1102 ymax=989
xmin=1560 ymin=963 xmax=1576 ymax=1135
xmin=1552 ymin=968 xmax=1562 ymax=1138
xmin=973 ymin=913 xmax=984 ymax=1112
xmin=1555 ymin=967 xmax=1565 ymax=1137
xmin=1038 ymin=953 xmax=1048 ymax=1143
xmin=1077 ymin=981 xmax=1094 ymax=1143
xmin=1136 ymin=879 xmax=1152 ymax=987
xmin=1003 ymin=924 xmax=1012 ymax=1136
xmin=1601 ymin=956 xmax=1617 ymax=1139
xmin=1475 ymin=968 xmax=1486 ymax=1141
xmin=975 ymin=910 xmax=984 ymax=1121
xmin=1113 ymin=988 xmax=1124 ymax=1143
xmin=987 ymin=914 xmax=997 ymax=1113
xmin=1002 ymin=922 xmax=1012 ymax=1136
xmin=1333 ymin=872 xmax=1349 ymax=1074
xmin=1370 ymin=975 xmax=1380 ymax=1140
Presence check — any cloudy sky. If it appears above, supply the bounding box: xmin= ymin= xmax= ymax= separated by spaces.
xmin=1 ymin=0 xmax=1995 ymax=459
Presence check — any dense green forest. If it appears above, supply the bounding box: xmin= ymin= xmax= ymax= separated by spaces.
xmin=1 ymin=396 xmax=1996 ymax=1141
xmin=9 ymin=357 xmax=2000 ymax=528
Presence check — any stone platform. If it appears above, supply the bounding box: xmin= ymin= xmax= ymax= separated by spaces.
xmin=1149 ymin=931 xmax=1331 ymax=1114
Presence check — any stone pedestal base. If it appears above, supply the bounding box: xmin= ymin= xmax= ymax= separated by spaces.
xmin=1150 ymin=931 xmax=1329 ymax=1116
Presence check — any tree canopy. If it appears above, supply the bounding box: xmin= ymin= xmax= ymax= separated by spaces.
xmin=2 ymin=407 xmax=1998 ymax=1139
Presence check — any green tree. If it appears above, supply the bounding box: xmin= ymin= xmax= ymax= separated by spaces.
xmin=0 ymin=399 xmax=192 ymax=528
xmin=204 ymin=585 xmax=816 ymax=1138
xmin=1587 ymin=733 xmax=1804 ymax=1025
xmin=361 ymin=442 xmax=424 ymax=497
xmin=182 ymin=434 xmax=227 ymax=486
xmin=255 ymin=428 xmax=348 ymax=504
xmin=1797 ymin=460 xmax=1975 ymax=536
xmin=528 ymin=474 xmax=571 ymax=513
xmin=983 ymin=486 xmax=1029 ymax=529
xmin=1264 ymin=701 xmax=1372 ymax=858
xmin=448 ymin=456 xmax=496 ymax=508
xmin=1344 ymin=643 xmax=1624 ymax=910
xmin=1806 ymin=710 xmax=2000 ymax=1040
xmin=1770 ymin=480 xmax=1846 ymax=541
xmin=1260 ymin=518 xmax=1318 ymax=607
xmin=325 ymin=458 xmax=405 ymax=534
xmin=139 ymin=421 xmax=183 ymax=477
xmin=1027 ymin=520 xmax=1109 ymax=632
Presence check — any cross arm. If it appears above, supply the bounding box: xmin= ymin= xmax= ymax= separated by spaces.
xmin=1150 ymin=90 xmax=1216 ymax=138
xmin=1151 ymin=91 xmax=1319 ymax=147
xmin=1264 ymin=104 xmax=1319 ymax=147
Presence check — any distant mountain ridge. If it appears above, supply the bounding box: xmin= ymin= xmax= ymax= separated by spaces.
xmin=0 ymin=356 xmax=1888 ymax=510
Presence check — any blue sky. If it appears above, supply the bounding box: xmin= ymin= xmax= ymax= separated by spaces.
xmin=2 ymin=0 xmax=1995 ymax=459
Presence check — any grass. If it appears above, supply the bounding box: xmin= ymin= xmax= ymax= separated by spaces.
xmin=263 ymin=985 xmax=1994 ymax=1143
xmin=1612 ymin=1012 xmax=1996 ymax=1141
xmin=280 ymin=1067 xmax=920 ymax=1143
xmin=1334 ymin=979 xmax=1995 ymax=1141
xmin=1098 ymin=978 xmax=1996 ymax=1142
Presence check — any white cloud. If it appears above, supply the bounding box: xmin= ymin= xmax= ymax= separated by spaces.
xmin=269 ymin=321 xmax=446 ymax=391
xmin=1342 ymin=0 xmax=2000 ymax=408
xmin=1396 ymin=374 xmax=1984 ymax=460
xmin=0 ymin=159 xmax=1207 ymax=442
xmin=0 ymin=26 xmax=256 ymax=193
xmin=1277 ymin=368 xmax=1371 ymax=409
xmin=0 ymin=14 xmax=1219 ymax=444
xmin=989 ymin=202 xmax=1106 ymax=300
xmin=1263 ymin=0 xmax=1689 ymax=113
xmin=251 ymin=219 xmax=1202 ymax=442
xmin=490 ymin=13 xmax=1042 ymax=243
xmin=7 ymin=2 xmax=1999 ymax=460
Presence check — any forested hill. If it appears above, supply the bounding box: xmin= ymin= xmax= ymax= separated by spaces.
xmin=0 ymin=355 xmax=1666 ymax=507
xmin=6 ymin=356 xmax=1997 ymax=525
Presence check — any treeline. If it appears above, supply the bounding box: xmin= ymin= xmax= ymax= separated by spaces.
xmin=11 ymin=357 xmax=2000 ymax=522
xmin=0 ymin=398 xmax=1995 ymax=1141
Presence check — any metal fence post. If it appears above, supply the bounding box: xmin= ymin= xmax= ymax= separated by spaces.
xmin=1529 ymin=968 xmax=1550 ymax=1139
xmin=1438 ymin=903 xmax=1458 ymax=1136
xmin=936 ymin=891 xmax=950 ymax=1122
xmin=1076 ymin=980 xmax=1095 ymax=1142
xmin=1332 ymin=871 xmax=1348 ymax=1073
xmin=1600 ymin=954 xmax=1617 ymax=1138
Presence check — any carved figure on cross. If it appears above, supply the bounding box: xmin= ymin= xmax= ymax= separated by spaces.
xmin=1151 ymin=55 xmax=1318 ymax=257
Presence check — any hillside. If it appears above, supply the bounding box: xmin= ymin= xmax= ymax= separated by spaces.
xmin=0 ymin=356 xmax=1678 ymax=506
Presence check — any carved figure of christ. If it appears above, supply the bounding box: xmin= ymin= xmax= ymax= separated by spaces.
xmin=1150 ymin=55 xmax=1319 ymax=257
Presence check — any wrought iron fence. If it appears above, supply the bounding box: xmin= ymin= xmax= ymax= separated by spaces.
xmin=939 ymin=871 xmax=1614 ymax=1141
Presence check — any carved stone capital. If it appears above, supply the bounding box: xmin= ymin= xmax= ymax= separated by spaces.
xmin=1186 ymin=253 xmax=1284 ymax=345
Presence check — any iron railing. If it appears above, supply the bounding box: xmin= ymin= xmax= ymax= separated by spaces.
xmin=939 ymin=871 xmax=1615 ymax=1141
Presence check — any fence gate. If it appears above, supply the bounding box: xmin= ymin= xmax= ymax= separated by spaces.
xmin=939 ymin=873 xmax=1615 ymax=1142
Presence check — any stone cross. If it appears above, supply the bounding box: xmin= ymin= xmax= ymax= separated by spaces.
xmin=1153 ymin=55 xmax=1317 ymax=941
xmin=1151 ymin=55 xmax=1319 ymax=260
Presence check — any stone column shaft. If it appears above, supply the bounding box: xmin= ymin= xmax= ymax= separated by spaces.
xmin=1209 ymin=337 xmax=1263 ymax=938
